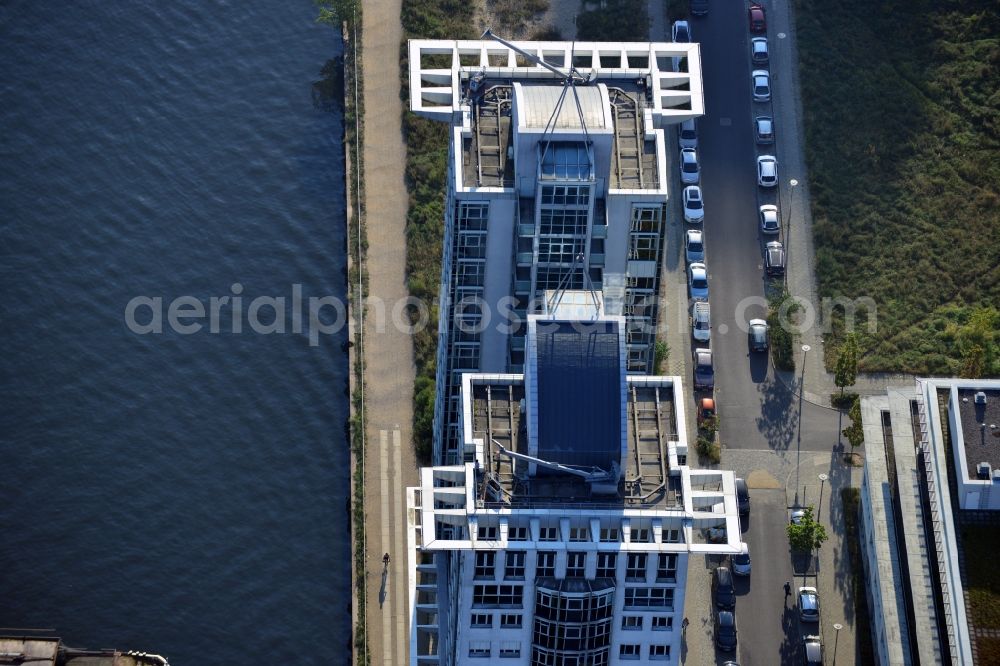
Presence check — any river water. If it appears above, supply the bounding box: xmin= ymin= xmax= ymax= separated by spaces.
xmin=0 ymin=1 xmax=350 ymax=663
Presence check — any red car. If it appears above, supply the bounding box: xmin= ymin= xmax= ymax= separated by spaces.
xmin=748 ymin=2 xmax=766 ymax=33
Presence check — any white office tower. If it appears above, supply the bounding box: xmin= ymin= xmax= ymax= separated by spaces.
xmin=406 ymin=296 xmax=741 ymax=665
xmin=408 ymin=37 xmax=704 ymax=466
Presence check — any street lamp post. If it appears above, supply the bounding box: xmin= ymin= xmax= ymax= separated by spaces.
xmin=785 ymin=178 xmax=799 ymax=239
xmin=818 ymin=473 xmax=828 ymax=522
xmin=795 ymin=344 xmax=811 ymax=504
xmin=833 ymin=623 xmax=843 ymax=664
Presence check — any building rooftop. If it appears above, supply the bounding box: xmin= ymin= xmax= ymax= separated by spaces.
xmin=956 ymin=387 xmax=1000 ymax=480
xmin=520 ymin=84 xmax=606 ymax=129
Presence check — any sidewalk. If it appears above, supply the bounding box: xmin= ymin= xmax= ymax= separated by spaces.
xmin=358 ymin=1 xmax=419 ymax=664
xmin=767 ymin=0 xmax=911 ymax=410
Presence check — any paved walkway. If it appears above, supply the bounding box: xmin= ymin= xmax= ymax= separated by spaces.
xmin=358 ymin=1 xmax=418 ymax=664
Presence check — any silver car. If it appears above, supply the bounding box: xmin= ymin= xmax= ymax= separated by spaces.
xmin=688 ymin=262 xmax=709 ymax=302
xmin=757 ymin=154 xmax=777 ymax=187
xmin=759 ymin=204 xmax=779 ymax=235
xmin=755 ymin=115 xmax=774 ymax=144
xmin=752 ymin=69 xmax=771 ymax=102
xmin=679 ymin=148 xmax=700 ymax=185
xmin=751 ymin=37 xmax=769 ymax=64
xmin=685 ymin=229 xmax=705 ymax=263
xmin=678 ymin=118 xmax=698 ymax=149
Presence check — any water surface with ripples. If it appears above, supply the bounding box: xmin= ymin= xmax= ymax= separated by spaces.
xmin=0 ymin=2 xmax=350 ymax=663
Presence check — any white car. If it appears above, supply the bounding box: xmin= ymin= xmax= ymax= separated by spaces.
xmin=688 ymin=262 xmax=709 ymax=302
xmin=692 ymin=301 xmax=711 ymax=342
xmin=685 ymin=228 xmax=705 ymax=262
xmin=751 ymin=37 xmax=769 ymax=64
xmin=752 ymin=69 xmax=771 ymax=102
xmin=678 ymin=118 xmax=698 ymax=149
xmin=672 ymin=20 xmax=691 ymax=43
xmin=683 ymin=185 xmax=705 ymax=223
xmin=759 ymin=204 xmax=779 ymax=235
xmin=679 ymin=148 xmax=700 ymax=184
xmin=757 ymin=154 xmax=777 ymax=187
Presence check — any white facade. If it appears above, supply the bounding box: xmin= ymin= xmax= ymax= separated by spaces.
xmin=408 ymin=38 xmax=704 ymax=466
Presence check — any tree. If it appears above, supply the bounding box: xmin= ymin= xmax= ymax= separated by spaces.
xmin=842 ymin=395 xmax=865 ymax=456
xmin=787 ymin=506 xmax=828 ymax=552
xmin=960 ymin=344 xmax=985 ymax=379
xmin=315 ymin=0 xmax=360 ymax=26
xmin=834 ymin=333 xmax=859 ymax=396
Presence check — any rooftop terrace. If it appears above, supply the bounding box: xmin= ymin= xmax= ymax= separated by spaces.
xmin=956 ymin=388 xmax=1000 ymax=481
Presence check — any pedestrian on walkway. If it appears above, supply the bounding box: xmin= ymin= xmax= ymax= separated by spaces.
xmin=784 ymin=581 xmax=791 ymax=599
xmin=681 ymin=617 xmax=689 ymax=633
xmin=383 ymin=552 xmax=390 ymax=566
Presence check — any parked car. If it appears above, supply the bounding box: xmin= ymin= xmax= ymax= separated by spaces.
xmin=672 ymin=20 xmax=691 ymax=43
xmin=798 ymin=586 xmax=821 ymax=623
xmin=751 ymin=37 xmax=769 ymax=64
xmin=748 ymin=318 xmax=769 ymax=352
xmin=748 ymin=2 xmax=766 ymax=33
xmin=790 ymin=508 xmax=806 ymax=525
xmin=690 ymin=0 xmax=709 ymax=16
xmin=692 ymin=301 xmax=711 ymax=342
xmin=765 ymin=240 xmax=785 ymax=277
xmin=714 ymin=611 xmax=738 ymax=651
xmin=688 ymin=262 xmax=709 ymax=301
xmin=683 ymin=185 xmax=705 ymax=223
xmin=759 ymin=204 xmax=779 ymax=235
xmin=752 ymin=69 xmax=771 ymax=102
xmin=732 ymin=543 xmax=751 ymax=576
xmin=735 ymin=477 xmax=750 ymax=515
xmin=694 ymin=347 xmax=714 ymax=390
xmin=679 ymin=148 xmax=700 ymax=184
xmin=686 ymin=228 xmax=705 ymax=262
xmin=755 ymin=115 xmax=774 ymax=144
xmin=757 ymin=155 xmax=778 ymax=187
xmin=802 ymin=635 xmax=823 ymax=665
xmin=712 ymin=566 xmax=736 ymax=609
xmin=697 ymin=397 xmax=716 ymax=426
xmin=678 ymin=118 xmax=698 ymax=149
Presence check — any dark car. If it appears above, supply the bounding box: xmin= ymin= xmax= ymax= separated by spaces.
xmin=714 ymin=611 xmax=738 ymax=651
xmin=690 ymin=0 xmax=709 ymax=15
xmin=765 ymin=240 xmax=785 ymax=277
xmin=694 ymin=347 xmax=714 ymax=390
xmin=712 ymin=566 xmax=736 ymax=610
xmin=755 ymin=115 xmax=774 ymax=144
xmin=748 ymin=2 xmax=766 ymax=33
xmin=748 ymin=319 xmax=769 ymax=352
xmin=735 ymin=477 xmax=750 ymax=515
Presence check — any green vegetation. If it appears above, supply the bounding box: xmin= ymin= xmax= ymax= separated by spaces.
xmin=842 ymin=395 xmax=865 ymax=460
xmin=665 ymin=0 xmax=688 ymax=24
xmin=830 ymin=391 xmax=859 ymax=409
xmin=486 ymin=0 xmax=548 ymax=37
xmin=841 ymin=487 xmax=876 ymax=665
xmin=962 ymin=525 xmax=1000 ymax=629
xmin=786 ymin=505 xmax=828 ymax=552
xmin=576 ymin=0 xmax=649 ymax=41
xmin=795 ymin=0 xmax=1000 ymax=374
xmin=767 ymin=290 xmax=798 ymax=371
xmin=834 ymin=332 xmax=859 ymax=396
xmin=400 ymin=1 xmax=478 ymax=462
xmin=315 ymin=0 xmax=360 ymax=26
xmin=653 ymin=340 xmax=669 ymax=374
xmin=695 ymin=435 xmax=720 ymax=464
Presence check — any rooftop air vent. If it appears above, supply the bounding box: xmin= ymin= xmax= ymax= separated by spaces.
xmin=977 ymin=462 xmax=992 ymax=480
xmin=975 ymin=391 xmax=987 ymax=405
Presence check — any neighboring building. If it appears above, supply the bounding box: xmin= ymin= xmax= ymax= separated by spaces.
xmin=407 ymin=37 xmax=704 ymax=465
xmin=405 ymin=295 xmax=741 ymax=665
xmin=0 ymin=635 xmax=169 ymax=666
xmin=858 ymin=378 xmax=1000 ymax=665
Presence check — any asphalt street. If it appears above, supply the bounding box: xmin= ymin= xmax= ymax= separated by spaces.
xmin=685 ymin=5 xmax=840 ymax=455
xmin=680 ymin=2 xmax=846 ymax=664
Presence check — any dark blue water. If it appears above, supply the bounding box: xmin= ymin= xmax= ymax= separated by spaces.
xmin=0 ymin=2 xmax=350 ymax=664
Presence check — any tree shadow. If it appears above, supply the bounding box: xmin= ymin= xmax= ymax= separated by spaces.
xmin=755 ymin=372 xmax=798 ymax=451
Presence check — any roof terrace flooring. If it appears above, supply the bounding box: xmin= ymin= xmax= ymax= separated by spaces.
xmin=956 ymin=388 xmax=1000 ymax=480
xmin=463 ymin=84 xmax=514 ymax=188
xmin=607 ymin=87 xmax=659 ymax=190
xmin=472 ymin=379 xmax=680 ymax=509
